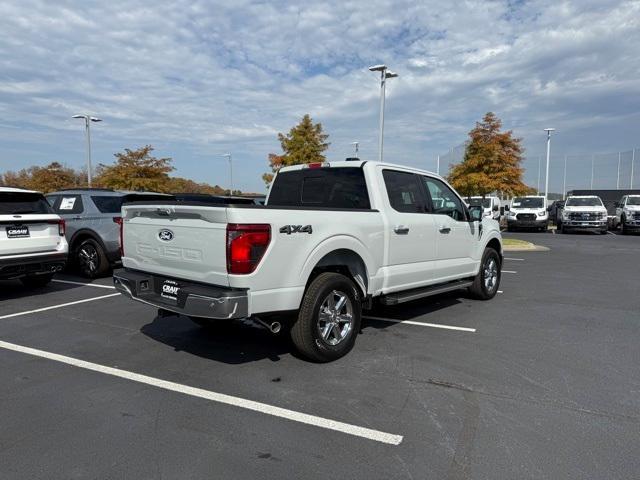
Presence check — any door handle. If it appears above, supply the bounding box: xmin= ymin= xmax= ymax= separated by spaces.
xmin=439 ymin=226 xmax=451 ymax=234
xmin=394 ymin=225 xmax=410 ymax=235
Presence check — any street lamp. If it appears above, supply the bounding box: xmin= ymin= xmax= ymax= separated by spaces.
xmin=543 ymin=128 xmax=555 ymax=204
xmin=72 ymin=114 xmax=102 ymax=187
xmin=350 ymin=141 xmax=359 ymax=157
xmin=221 ymin=153 xmax=233 ymax=195
xmin=369 ymin=64 xmax=398 ymax=162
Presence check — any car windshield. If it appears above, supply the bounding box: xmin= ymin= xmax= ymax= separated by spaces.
xmin=627 ymin=197 xmax=640 ymax=206
xmin=566 ymin=197 xmax=603 ymax=207
xmin=511 ymin=197 xmax=543 ymax=208
xmin=469 ymin=198 xmax=491 ymax=208
xmin=0 ymin=192 xmax=53 ymax=215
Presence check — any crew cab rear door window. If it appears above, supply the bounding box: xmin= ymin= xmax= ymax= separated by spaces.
xmin=0 ymin=192 xmax=54 ymax=215
xmin=382 ymin=170 xmax=426 ymax=213
xmin=421 ymin=177 xmax=467 ymax=221
xmin=268 ymin=167 xmax=371 ymax=209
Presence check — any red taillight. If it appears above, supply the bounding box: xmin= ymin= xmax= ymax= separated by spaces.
xmin=48 ymin=219 xmax=65 ymax=236
xmin=113 ymin=217 xmax=124 ymax=256
xmin=308 ymin=162 xmax=323 ymax=169
xmin=226 ymin=224 xmax=271 ymax=274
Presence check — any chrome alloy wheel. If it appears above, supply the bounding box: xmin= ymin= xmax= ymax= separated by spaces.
xmin=78 ymin=244 xmax=98 ymax=274
xmin=317 ymin=290 xmax=353 ymax=346
xmin=483 ymin=257 xmax=499 ymax=293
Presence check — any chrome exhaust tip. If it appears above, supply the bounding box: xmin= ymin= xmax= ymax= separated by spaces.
xmin=254 ymin=317 xmax=281 ymax=334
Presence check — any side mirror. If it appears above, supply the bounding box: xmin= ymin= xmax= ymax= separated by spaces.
xmin=492 ymin=205 xmax=499 ymax=211
xmin=547 ymin=206 xmax=552 ymax=212
xmin=469 ymin=205 xmax=483 ymax=221
xmin=614 ymin=202 xmax=620 ymax=208
xmin=504 ymin=205 xmax=510 ymax=212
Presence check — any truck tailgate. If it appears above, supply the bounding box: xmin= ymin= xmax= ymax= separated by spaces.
xmin=121 ymin=204 xmax=229 ymax=286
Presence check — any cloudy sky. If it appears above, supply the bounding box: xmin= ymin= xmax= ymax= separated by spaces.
xmin=0 ymin=0 xmax=639 ymax=192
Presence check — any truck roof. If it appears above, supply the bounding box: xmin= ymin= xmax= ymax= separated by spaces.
xmin=277 ymin=160 xmax=440 ymax=178
xmin=567 ymin=195 xmax=601 ymax=199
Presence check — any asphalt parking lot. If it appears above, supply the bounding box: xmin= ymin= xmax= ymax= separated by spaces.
xmin=1 ymin=232 xmax=639 ymax=479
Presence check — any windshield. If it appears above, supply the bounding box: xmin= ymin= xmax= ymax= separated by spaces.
xmin=0 ymin=192 xmax=54 ymax=215
xmin=469 ymin=198 xmax=491 ymax=208
xmin=566 ymin=197 xmax=603 ymax=207
xmin=511 ymin=197 xmax=543 ymax=209
xmin=627 ymin=197 xmax=640 ymax=206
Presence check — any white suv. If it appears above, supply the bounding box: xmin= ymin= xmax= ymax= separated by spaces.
xmin=0 ymin=187 xmax=68 ymax=287
xmin=615 ymin=195 xmax=640 ymax=234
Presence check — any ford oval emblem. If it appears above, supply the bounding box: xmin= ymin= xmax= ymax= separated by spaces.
xmin=158 ymin=229 xmax=174 ymax=242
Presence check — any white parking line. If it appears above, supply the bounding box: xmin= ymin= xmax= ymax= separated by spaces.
xmin=502 ymin=270 xmax=517 ymax=274
xmin=0 ymin=293 xmax=121 ymax=320
xmin=498 ymin=290 xmax=504 ymax=294
xmin=0 ymin=339 xmax=403 ymax=445
xmin=363 ymin=316 xmax=476 ymax=333
xmin=52 ymin=279 xmax=116 ymax=290
xmin=504 ymin=257 xmax=525 ymax=261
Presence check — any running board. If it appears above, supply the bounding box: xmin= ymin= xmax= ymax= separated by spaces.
xmin=380 ymin=279 xmax=474 ymax=306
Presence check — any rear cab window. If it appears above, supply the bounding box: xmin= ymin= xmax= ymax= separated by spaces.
xmin=382 ymin=170 xmax=426 ymax=213
xmin=268 ymin=167 xmax=371 ymax=209
xmin=0 ymin=192 xmax=54 ymax=215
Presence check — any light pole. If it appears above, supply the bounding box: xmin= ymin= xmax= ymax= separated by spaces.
xmin=563 ymin=154 xmax=568 ymax=200
xmin=72 ymin=114 xmax=102 ymax=187
xmin=632 ymin=148 xmax=636 ymax=189
xmin=368 ymin=64 xmax=398 ymax=162
xmin=616 ymin=151 xmax=621 ymax=190
xmin=543 ymin=128 xmax=555 ymax=204
xmin=590 ymin=154 xmax=595 ymax=189
xmin=536 ymin=155 xmax=541 ymax=194
xmin=221 ymin=153 xmax=233 ymax=195
xmin=351 ymin=141 xmax=359 ymax=158
xmin=436 ymin=155 xmax=440 ymax=175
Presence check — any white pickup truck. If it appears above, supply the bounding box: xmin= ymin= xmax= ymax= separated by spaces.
xmin=114 ymin=160 xmax=502 ymax=361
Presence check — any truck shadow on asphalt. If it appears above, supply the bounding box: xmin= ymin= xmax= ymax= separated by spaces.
xmin=139 ymin=292 xmax=464 ymax=364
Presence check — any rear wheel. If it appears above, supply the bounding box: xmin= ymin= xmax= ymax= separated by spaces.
xmin=20 ymin=273 xmax=54 ymax=288
xmin=468 ymin=248 xmax=501 ymax=300
xmin=291 ymin=272 xmax=361 ymax=362
xmin=76 ymin=239 xmax=109 ymax=278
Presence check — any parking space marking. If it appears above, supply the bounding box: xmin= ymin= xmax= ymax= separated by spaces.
xmin=502 ymin=270 xmax=517 ymax=274
xmin=0 ymin=339 xmax=403 ymax=446
xmin=498 ymin=290 xmax=504 ymax=294
xmin=363 ymin=316 xmax=476 ymax=332
xmin=0 ymin=293 xmax=121 ymax=320
xmin=52 ymin=279 xmax=116 ymax=290
xmin=504 ymin=257 xmax=525 ymax=261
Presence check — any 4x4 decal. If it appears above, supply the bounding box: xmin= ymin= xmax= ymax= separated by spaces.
xmin=279 ymin=225 xmax=313 ymax=235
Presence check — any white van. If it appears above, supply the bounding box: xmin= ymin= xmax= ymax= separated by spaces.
xmin=505 ymin=196 xmax=548 ymax=232
xmin=468 ymin=196 xmax=501 ymax=220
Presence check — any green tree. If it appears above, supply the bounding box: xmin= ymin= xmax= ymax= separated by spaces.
xmin=263 ymin=114 xmax=330 ymax=185
xmin=94 ymin=145 xmax=174 ymax=192
xmin=447 ymin=112 xmax=532 ymax=197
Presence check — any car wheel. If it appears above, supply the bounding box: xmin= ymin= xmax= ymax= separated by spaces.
xmin=76 ymin=239 xmax=109 ymax=278
xmin=468 ymin=248 xmax=501 ymax=300
xmin=621 ymin=217 xmax=628 ymax=235
xmin=20 ymin=273 xmax=54 ymax=288
xmin=291 ymin=272 xmax=361 ymax=362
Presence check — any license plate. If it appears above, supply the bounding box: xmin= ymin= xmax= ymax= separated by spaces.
xmin=161 ymin=279 xmax=180 ymax=303
xmin=6 ymin=225 xmax=29 ymax=238
xmin=581 ymin=223 xmax=589 ymax=226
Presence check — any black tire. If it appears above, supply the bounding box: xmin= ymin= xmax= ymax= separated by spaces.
xmin=76 ymin=238 xmax=109 ymax=278
xmin=291 ymin=272 xmax=361 ymax=362
xmin=20 ymin=273 xmax=54 ymax=288
xmin=560 ymin=224 xmax=566 ymax=234
xmin=621 ymin=217 xmax=628 ymax=235
xmin=506 ymin=225 xmax=514 ymax=232
xmin=468 ymin=248 xmax=501 ymax=300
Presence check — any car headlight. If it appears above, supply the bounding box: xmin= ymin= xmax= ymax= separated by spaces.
xmin=562 ymin=211 xmax=570 ymax=219
xmin=508 ymin=211 xmax=516 ymax=217
xmin=624 ymin=209 xmax=634 ymax=216
xmin=538 ymin=211 xmax=546 ymax=216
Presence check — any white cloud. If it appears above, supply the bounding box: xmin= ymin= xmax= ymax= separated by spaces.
xmin=0 ymin=0 xmax=639 ymax=191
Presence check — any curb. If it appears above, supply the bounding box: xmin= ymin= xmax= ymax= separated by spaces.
xmin=503 ymin=243 xmax=550 ymax=252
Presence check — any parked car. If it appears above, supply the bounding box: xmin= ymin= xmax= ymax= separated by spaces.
xmin=505 ymin=196 xmax=548 ymax=231
xmin=614 ymin=194 xmax=640 ymax=234
xmin=558 ymin=195 xmax=608 ymax=234
xmin=0 ymin=187 xmax=68 ymax=287
xmin=113 ymin=160 xmax=503 ymax=362
xmin=46 ymin=189 xmax=173 ymax=278
xmin=467 ymin=196 xmax=501 ymax=220
xmin=548 ymin=199 xmax=565 ymax=226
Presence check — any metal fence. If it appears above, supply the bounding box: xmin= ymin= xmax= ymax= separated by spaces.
xmin=437 ymin=145 xmax=638 ymax=195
